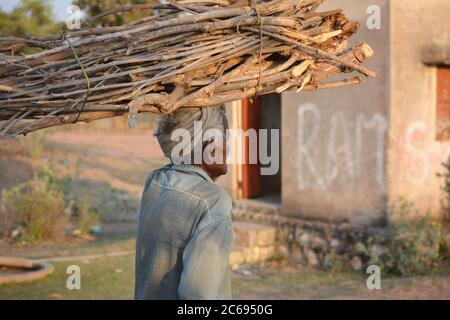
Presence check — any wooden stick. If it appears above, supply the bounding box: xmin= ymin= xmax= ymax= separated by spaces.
xmin=0 ymin=0 xmax=376 ymax=138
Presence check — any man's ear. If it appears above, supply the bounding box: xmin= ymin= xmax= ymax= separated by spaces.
xmin=203 ymin=139 xmax=217 ymax=164
xmin=210 ymin=141 xmax=216 ymax=157
xmin=202 ymin=139 xmax=212 ymax=151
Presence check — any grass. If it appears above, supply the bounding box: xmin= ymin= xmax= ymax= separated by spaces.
xmin=0 ymin=256 xmax=358 ymax=300
xmin=1 ymin=223 xmax=450 ymax=300
xmin=0 ymin=255 xmax=135 ymax=300
xmin=1 ymin=254 xmax=449 ymax=300
xmin=0 ymin=223 xmax=137 ymax=300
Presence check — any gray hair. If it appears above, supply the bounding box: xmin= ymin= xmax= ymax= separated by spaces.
xmin=154 ymin=105 xmax=228 ymax=162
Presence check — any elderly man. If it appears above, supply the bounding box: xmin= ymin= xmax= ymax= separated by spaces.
xmin=134 ymin=105 xmax=233 ymax=300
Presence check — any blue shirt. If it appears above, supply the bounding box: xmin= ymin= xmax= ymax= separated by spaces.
xmin=135 ymin=164 xmax=233 ymax=300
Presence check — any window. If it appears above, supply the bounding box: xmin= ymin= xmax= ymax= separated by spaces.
xmin=436 ymin=66 xmax=450 ymax=140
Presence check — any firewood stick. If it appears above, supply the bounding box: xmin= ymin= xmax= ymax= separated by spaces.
xmin=0 ymin=0 xmax=376 ymax=138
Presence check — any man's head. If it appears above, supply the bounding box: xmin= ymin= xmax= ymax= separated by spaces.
xmin=155 ymin=105 xmax=229 ymax=181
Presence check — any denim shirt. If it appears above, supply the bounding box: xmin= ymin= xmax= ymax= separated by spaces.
xmin=134 ymin=164 xmax=233 ymax=300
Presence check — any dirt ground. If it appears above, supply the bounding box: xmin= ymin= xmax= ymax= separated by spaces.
xmin=1 ymin=126 xmax=450 ymax=300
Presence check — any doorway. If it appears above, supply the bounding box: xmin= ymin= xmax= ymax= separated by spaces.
xmin=232 ymin=94 xmax=281 ymax=204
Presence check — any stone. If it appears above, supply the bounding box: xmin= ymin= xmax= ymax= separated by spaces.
xmin=242 ymin=247 xmax=258 ymax=264
xmin=306 ymin=249 xmax=319 ymax=266
xmin=230 ymin=247 xmax=245 ymax=266
xmin=11 ymin=228 xmax=21 ymax=239
xmin=235 ymin=264 xmax=253 ymax=277
xmin=330 ymin=238 xmax=340 ymax=248
xmin=310 ymin=234 xmax=326 ymax=249
xmin=241 ymin=269 xmax=252 ymax=277
xmin=291 ymin=249 xmax=304 ymax=264
xmin=231 ymin=264 xmax=240 ymax=271
xmin=299 ymin=233 xmax=310 ymax=246
xmin=277 ymin=245 xmax=289 ymax=258
xmin=277 ymin=228 xmax=290 ymax=243
xmin=242 ymin=246 xmax=274 ymax=264
xmin=370 ymin=244 xmax=386 ymax=260
xmin=259 ymin=246 xmax=276 ymax=261
xmin=350 ymin=256 xmax=363 ymax=271
xmin=323 ymin=254 xmax=333 ymax=268
xmin=233 ymin=222 xmax=277 ymax=247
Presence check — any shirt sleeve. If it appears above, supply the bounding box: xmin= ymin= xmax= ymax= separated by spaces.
xmin=178 ymin=212 xmax=233 ymax=300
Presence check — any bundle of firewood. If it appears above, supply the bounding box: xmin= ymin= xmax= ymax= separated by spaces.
xmin=0 ymin=0 xmax=375 ymax=138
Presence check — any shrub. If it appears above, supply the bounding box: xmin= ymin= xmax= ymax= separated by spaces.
xmin=0 ymin=201 xmax=15 ymax=240
xmin=438 ymin=159 xmax=450 ymax=223
xmin=38 ymin=163 xmax=102 ymax=235
xmin=437 ymin=158 xmax=450 ymax=261
xmin=0 ymin=161 xmax=105 ymax=243
xmin=68 ymin=196 xmax=100 ymax=235
xmin=0 ymin=176 xmax=68 ymax=242
xmin=380 ymin=198 xmax=446 ymax=276
xmin=37 ymin=161 xmax=71 ymax=198
xmin=18 ymin=130 xmax=48 ymax=159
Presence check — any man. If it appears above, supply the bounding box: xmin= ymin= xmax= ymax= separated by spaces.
xmin=135 ymin=105 xmax=233 ymax=300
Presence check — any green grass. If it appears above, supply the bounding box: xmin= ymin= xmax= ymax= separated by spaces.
xmin=0 ymin=223 xmax=137 ymax=300
xmin=0 ymin=257 xmax=360 ymax=300
xmin=1 ymin=255 xmax=450 ymax=300
xmin=0 ymin=255 xmax=135 ymax=300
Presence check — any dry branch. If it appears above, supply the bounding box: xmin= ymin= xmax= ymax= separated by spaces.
xmin=0 ymin=0 xmax=375 ymax=138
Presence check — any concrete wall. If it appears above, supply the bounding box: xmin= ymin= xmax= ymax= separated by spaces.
xmin=389 ymin=0 xmax=450 ymax=217
xmin=281 ymin=0 xmax=390 ymax=226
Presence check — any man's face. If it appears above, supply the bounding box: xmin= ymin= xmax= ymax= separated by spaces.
xmin=216 ymin=135 xmax=229 ymax=176
xmin=202 ymin=116 xmax=229 ymax=180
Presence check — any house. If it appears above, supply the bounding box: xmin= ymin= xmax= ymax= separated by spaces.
xmin=221 ymin=0 xmax=450 ymax=268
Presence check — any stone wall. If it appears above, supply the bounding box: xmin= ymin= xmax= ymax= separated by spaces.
xmin=233 ymin=200 xmax=386 ymax=271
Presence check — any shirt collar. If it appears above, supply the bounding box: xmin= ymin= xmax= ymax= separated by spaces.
xmin=168 ymin=164 xmax=214 ymax=184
